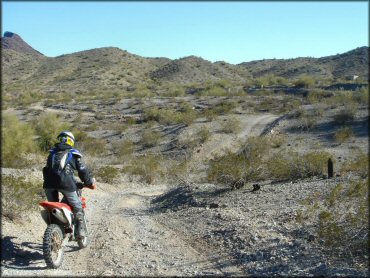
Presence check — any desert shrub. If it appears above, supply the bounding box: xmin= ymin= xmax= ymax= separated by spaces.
xmin=162 ymin=159 xmax=190 ymax=183
xmin=340 ymin=152 xmax=368 ymax=178
xmin=178 ymin=101 xmax=194 ymax=113
xmin=143 ymin=107 xmax=197 ymax=126
xmin=2 ymin=175 xmax=44 ymax=221
xmin=177 ymin=127 xmax=211 ymax=151
xmin=220 ymin=117 xmax=241 ymax=134
xmin=298 ymin=179 xmax=368 ymax=262
xmin=353 ymin=87 xmax=369 ymax=104
xmin=293 ymin=75 xmax=315 ymax=88
xmin=126 ymin=117 xmax=137 ymax=125
xmin=203 ymin=86 xmax=227 ymax=96
xmin=162 ymin=85 xmax=186 ymax=97
xmin=290 ymin=106 xmax=305 ymax=119
xmin=298 ymin=116 xmax=317 ymax=131
xmin=196 ymin=127 xmax=211 ymax=144
xmin=114 ymin=139 xmax=135 ymax=157
xmin=17 ymin=92 xmax=43 ymax=107
xmin=207 ymin=136 xmax=271 ymax=187
xmin=203 ymin=108 xmax=218 ymax=121
xmin=334 ymin=127 xmax=353 ymax=144
xmin=333 ymin=107 xmax=356 ymax=125
xmin=269 ymin=133 xmax=287 ymax=148
xmin=141 ymin=129 xmax=162 ymax=148
xmin=2 ymin=113 xmax=38 ymax=168
xmin=32 ymin=112 xmax=71 ymax=152
xmin=96 ymin=165 xmax=119 ymax=184
xmin=124 ymin=154 xmax=162 ymax=184
xmin=72 ymin=129 xmax=89 ymax=143
xmin=267 ymin=150 xmax=332 ymax=181
xmin=78 ymin=137 xmax=107 ymax=156
xmin=212 ymin=101 xmax=238 ymax=115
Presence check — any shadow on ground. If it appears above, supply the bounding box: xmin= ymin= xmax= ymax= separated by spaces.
xmin=1 ymin=236 xmax=46 ymax=270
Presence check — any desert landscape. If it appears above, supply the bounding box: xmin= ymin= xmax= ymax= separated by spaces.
xmin=1 ymin=32 xmax=369 ymax=276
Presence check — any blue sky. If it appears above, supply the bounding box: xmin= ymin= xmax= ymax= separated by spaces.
xmin=2 ymin=1 xmax=369 ymax=64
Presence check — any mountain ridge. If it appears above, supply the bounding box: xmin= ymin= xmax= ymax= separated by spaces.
xmin=2 ymin=32 xmax=368 ymax=95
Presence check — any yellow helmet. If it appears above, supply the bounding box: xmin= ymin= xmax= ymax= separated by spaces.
xmin=57 ymin=131 xmax=75 ymax=147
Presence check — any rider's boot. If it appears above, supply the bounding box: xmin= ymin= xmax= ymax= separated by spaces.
xmin=74 ymin=210 xmax=86 ymax=238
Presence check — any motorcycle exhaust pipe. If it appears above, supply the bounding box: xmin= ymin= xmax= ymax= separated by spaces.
xmin=52 ymin=208 xmax=68 ymax=224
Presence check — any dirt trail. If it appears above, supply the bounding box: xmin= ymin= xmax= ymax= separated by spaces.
xmin=191 ymin=114 xmax=278 ymax=166
xmin=1 ymin=182 xmax=243 ymax=276
xmin=1 ymin=113 xmax=279 ymax=277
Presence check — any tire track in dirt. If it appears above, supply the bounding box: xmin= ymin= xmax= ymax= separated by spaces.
xmin=79 ymin=185 xmax=232 ymax=276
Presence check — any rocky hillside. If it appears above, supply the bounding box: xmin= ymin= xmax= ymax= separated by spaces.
xmin=239 ymin=47 xmax=369 ymax=80
xmin=1 ymin=31 xmax=44 ymax=56
xmin=2 ymin=32 xmax=369 ymax=95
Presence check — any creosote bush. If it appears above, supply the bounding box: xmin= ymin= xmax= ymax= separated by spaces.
xmin=267 ymin=150 xmax=331 ymax=181
xmin=32 ymin=112 xmax=71 ymax=152
xmin=297 ymin=178 xmax=368 ymax=262
xmin=207 ymin=137 xmax=271 ymax=187
xmin=334 ymin=127 xmax=353 ymax=144
xmin=2 ymin=175 xmax=44 ymax=221
xmin=96 ymin=165 xmax=119 ymax=184
xmin=177 ymin=127 xmax=211 ymax=151
xmin=208 ymin=135 xmax=332 ymax=187
xmin=113 ymin=139 xmax=135 ymax=157
xmin=333 ymin=105 xmax=356 ymax=125
xmin=78 ymin=136 xmax=107 ymax=156
xmin=220 ymin=116 xmax=241 ymax=134
xmin=124 ymin=154 xmax=162 ymax=184
xmin=340 ymin=152 xmax=368 ymax=178
xmin=143 ymin=106 xmax=197 ymax=126
xmin=2 ymin=113 xmax=38 ymax=168
xmin=141 ymin=129 xmax=162 ymax=148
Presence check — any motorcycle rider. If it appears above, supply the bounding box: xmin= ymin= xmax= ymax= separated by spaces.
xmin=42 ymin=131 xmax=94 ymax=238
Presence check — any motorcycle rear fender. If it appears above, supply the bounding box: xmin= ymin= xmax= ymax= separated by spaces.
xmin=40 ymin=203 xmax=73 ymax=226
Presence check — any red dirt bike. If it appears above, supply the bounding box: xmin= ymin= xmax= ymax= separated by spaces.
xmin=39 ymin=182 xmax=96 ymax=268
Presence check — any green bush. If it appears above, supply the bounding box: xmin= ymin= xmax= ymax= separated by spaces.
xmin=124 ymin=154 xmax=162 ymax=184
xmin=2 ymin=113 xmax=38 ymax=168
xmin=213 ymin=101 xmax=238 ymax=115
xmin=114 ymin=139 xmax=135 ymax=157
xmin=141 ymin=129 xmax=162 ymax=148
xmin=333 ymin=107 xmax=356 ymax=125
xmin=207 ymin=137 xmax=271 ymax=187
xmin=267 ymin=150 xmax=331 ymax=181
xmin=298 ymin=178 xmax=368 ymax=261
xmin=334 ymin=127 xmax=353 ymax=144
xmin=143 ymin=107 xmax=197 ymax=126
xmin=2 ymin=175 xmax=44 ymax=221
xmin=32 ymin=112 xmax=71 ymax=152
xmin=293 ymin=75 xmax=315 ymax=88
xmin=340 ymin=153 xmax=368 ymax=178
xmin=78 ymin=137 xmax=107 ymax=156
xmin=177 ymin=127 xmax=211 ymax=151
xmin=96 ymin=165 xmax=119 ymax=184
xmin=220 ymin=117 xmax=241 ymax=134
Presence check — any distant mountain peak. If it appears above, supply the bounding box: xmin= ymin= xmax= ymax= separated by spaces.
xmin=4 ymin=31 xmax=16 ymax=38
xmin=2 ymin=31 xmax=44 ymax=56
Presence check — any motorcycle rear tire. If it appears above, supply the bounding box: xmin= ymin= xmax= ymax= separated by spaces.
xmin=43 ymin=224 xmax=64 ymax=269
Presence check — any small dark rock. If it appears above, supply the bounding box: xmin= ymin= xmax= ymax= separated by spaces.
xmin=252 ymin=184 xmax=261 ymax=192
